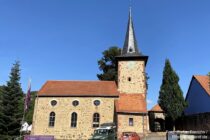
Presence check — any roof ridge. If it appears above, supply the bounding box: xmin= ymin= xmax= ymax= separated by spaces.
xmin=194 ymin=75 xmax=208 ymax=77
xmin=46 ymin=80 xmax=115 ymax=82
xmin=38 ymin=80 xmax=119 ymax=96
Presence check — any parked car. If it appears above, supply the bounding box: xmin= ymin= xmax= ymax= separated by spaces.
xmin=89 ymin=126 xmax=117 ymax=140
xmin=120 ymin=132 xmax=140 ymax=140
xmin=100 ymin=122 xmax=116 ymax=128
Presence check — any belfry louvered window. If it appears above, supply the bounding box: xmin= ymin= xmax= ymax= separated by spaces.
xmin=49 ymin=112 xmax=55 ymax=127
xmin=71 ymin=112 xmax=77 ymax=128
xmin=92 ymin=113 xmax=100 ymax=127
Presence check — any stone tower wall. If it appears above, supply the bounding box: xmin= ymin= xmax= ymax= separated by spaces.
xmin=118 ymin=60 xmax=146 ymax=94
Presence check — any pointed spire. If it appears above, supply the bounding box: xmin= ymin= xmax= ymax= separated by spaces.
xmin=121 ymin=7 xmax=141 ymax=56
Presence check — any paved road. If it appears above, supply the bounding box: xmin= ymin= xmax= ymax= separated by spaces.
xmin=142 ymin=132 xmax=166 ymax=140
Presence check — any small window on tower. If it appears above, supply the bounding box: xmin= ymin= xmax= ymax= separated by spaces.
xmin=128 ymin=77 xmax=131 ymax=82
xmin=129 ymin=118 xmax=134 ymax=126
xmin=129 ymin=48 xmax=133 ymax=52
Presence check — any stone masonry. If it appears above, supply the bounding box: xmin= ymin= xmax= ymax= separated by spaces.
xmin=32 ymin=97 xmax=116 ymax=139
xmin=118 ymin=61 xmax=146 ymax=94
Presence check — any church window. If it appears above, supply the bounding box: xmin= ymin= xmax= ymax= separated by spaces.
xmin=71 ymin=112 xmax=77 ymax=128
xmin=129 ymin=48 xmax=133 ymax=52
xmin=49 ymin=112 xmax=55 ymax=127
xmin=129 ymin=118 xmax=133 ymax=126
xmin=94 ymin=100 xmax=100 ymax=106
xmin=92 ymin=113 xmax=100 ymax=128
xmin=72 ymin=100 xmax=79 ymax=106
xmin=128 ymin=77 xmax=131 ymax=81
xmin=51 ymin=100 xmax=57 ymax=106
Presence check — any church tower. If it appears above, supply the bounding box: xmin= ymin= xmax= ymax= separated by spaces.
xmin=115 ymin=8 xmax=149 ymax=136
xmin=116 ymin=8 xmax=148 ymax=95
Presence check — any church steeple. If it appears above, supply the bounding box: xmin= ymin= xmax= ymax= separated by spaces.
xmin=121 ymin=8 xmax=141 ymax=56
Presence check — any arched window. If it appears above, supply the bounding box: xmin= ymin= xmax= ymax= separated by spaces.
xmin=92 ymin=113 xmax=100 ymax=127
xmin=49 ymin=112 xmax=55 ymax=127
xmin=71 ymin=112 xmax=77 ymax=128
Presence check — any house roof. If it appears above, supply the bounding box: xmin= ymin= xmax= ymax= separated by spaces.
xmin=149 ymin=104 xmax=163 ymax=112
xmin=194 ymin=75 xmax=210 ymax=96
xmin=115 ymin=94 xmax=147 ymax=113
xmin=38 ymin=81 xmax=119 ymax=97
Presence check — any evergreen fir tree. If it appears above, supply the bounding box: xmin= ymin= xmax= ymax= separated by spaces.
xmin=158 ymin=59 xmax=187 ymax=130
xmin=0 ymin=86 xmax=4 ymax=136
xmin=1 ymin=61 xmax=24 ymax=139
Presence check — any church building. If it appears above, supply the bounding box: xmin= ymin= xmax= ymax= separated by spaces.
xmin=32 ymin=9 xmax=149 ymax=139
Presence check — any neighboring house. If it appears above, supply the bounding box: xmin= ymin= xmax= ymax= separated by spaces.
xmin=185 ymin=75 xmax=210 ymax=115
xmin=183 ymin=75 xmax=210 ymax=130
xmin=148 ymin=104 xmax=165 ymax=132
xmin=31 ymin=9 xmax=149 ymax=140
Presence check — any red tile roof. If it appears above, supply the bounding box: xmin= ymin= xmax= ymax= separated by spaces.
xmin=115 ymin=94 xmax=147 ymax=113
xmin=149 ymin=104 xmax=163 ymax=112
xmin=38 ymin=81 xmax=119 ymax=97
xmin=194 ymin=75 xmax=210 ymax=96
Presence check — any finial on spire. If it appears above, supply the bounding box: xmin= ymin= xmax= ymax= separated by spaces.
xmin=129 ymin=5 xmax=132 ymax=19
xmin=129 ymin=0 xmax=132 ymax=20
xmin=129 ymin=0 xmax=132 ymax=10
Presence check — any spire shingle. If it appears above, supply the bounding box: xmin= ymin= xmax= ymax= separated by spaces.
xmin=122 ymin=8 xmax=141 ymax=56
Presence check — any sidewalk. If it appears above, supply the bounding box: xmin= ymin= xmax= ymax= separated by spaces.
xmin=142 ymin=132 xmax=166 ymax=140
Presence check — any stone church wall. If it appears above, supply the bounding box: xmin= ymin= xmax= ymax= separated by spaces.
xmin=32 ymin=96 xmax=116 ymax=139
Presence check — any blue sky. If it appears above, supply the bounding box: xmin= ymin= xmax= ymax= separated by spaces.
xmin=0 ymin=0 xmax=209 ymax=109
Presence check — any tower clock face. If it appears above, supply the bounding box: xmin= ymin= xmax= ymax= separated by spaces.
xmin=127 ymin=61 xmax=135 ymax=69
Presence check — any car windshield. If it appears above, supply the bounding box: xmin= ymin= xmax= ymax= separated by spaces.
xmin=94 ymin=129 xmax=108 ymax=135
xmin=123 ymin=132 xmax=134 ymax=136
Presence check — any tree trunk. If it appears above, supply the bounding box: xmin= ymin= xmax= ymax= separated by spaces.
xmin=173 ymin=120 xmax=175 ymax=131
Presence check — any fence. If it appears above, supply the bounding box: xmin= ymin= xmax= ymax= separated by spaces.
xmin=175 ymin=113 xmax=210 ymax=131
xmin=167 ymin=131 xmax=210 ymax=140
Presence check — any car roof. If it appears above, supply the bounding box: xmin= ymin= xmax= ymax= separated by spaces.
xmin=100 ymin=122 xmax=116 ymax=126
xmin=96 ymin=126 xmax=113 ymax=130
